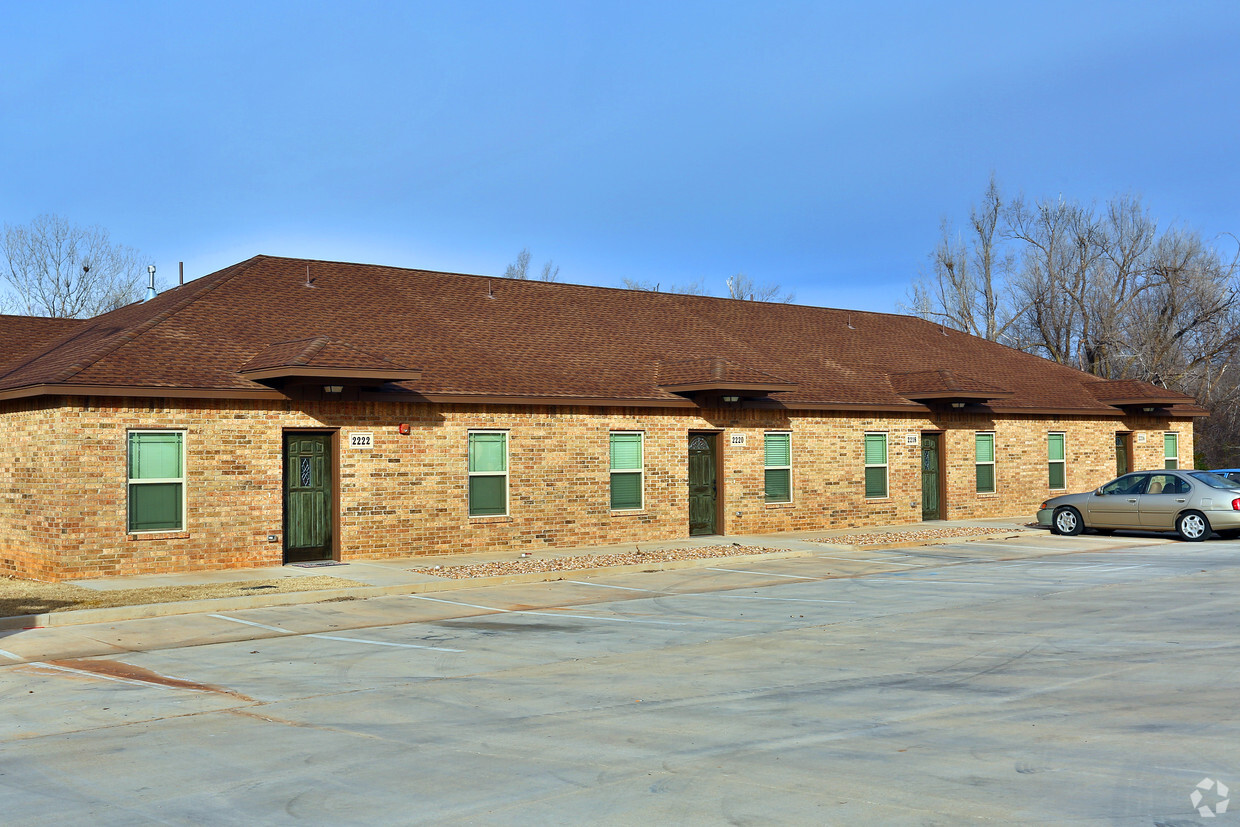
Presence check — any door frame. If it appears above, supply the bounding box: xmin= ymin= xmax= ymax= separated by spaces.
xmin=920 ymin=431 xmax=945 ymax=520
xmin=688 ymin=430 xmax=724 ymax=536
xmin=1115 ymin=431 xmax=1133 ymax=477
xmin=282 ymin=428 xmax=340 ymax=563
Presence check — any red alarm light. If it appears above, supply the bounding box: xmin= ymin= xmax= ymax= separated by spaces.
xmin=398 ymin=423 xmax=411 ymax=435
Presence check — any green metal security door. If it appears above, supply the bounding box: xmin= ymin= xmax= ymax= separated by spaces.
xmin=921 ymin=434 xmax=941 ymax=520
xmin=688 ymin=434 xmax=718 ymax=535
xmin=284 ymin=433 xmax=333 ymax=563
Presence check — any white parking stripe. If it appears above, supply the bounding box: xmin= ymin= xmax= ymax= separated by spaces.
xmin=865 ymin=578 xmax=1001 ymax=585
xmin=717 ymin=595 xmax=855 ymax=604
xmin=707 ymin=567 xmax=816 ymax=580
xmin=409 ymin=595 xmax=684 ymax=625
xmin=211 ymin=614 xmax=462 ymax=651
xmin=565 ymin=580 xmax=663 ymax=593
xmin=210 ymin=614 xmax=293 ymax=633
xmin=0 ymin=648 xmax=22 ymax=661
xmin=305 ymin=634 xmax=462 ymax=652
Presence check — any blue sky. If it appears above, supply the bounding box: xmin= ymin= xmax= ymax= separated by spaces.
xmin=2 ymin=1 xmax=1237 ymax=312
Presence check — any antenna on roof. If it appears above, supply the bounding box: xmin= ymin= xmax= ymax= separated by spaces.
xmin=304 ymin=264 xmax=315 ymax=288
xmin=145 ymin=265 xmax=157 ymax=301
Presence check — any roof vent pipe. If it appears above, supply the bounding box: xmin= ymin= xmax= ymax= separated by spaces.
xmin=145 ymin=265 xmax=157 ymax=301
xmin=179 ymin=261 xmax=184 ymax=287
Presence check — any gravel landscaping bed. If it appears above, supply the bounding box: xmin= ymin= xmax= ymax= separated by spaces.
xmin=814 ymin=526 xmax=1031 ymax=546
xmin=424 ymin=544 xmax=787 ymax=579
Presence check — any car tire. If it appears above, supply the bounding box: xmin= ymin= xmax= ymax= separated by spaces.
xmin=1052 ymin=506 xmax=1084 ymax=536
xmin=1176 ymin=511 xmax=1211 ymax=542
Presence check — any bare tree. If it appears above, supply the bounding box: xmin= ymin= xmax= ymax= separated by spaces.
xmin=910 ymin=180 xmax=1240 ymax=465
xmin=504 ymin=248 xmax=560 ymax=282
xmin=908 ymin=175 xmax=1022 ymax=345
xmin=0 ymin=215 xmax=147 ymax=318
xmin=620 ymin=277 xmax=707 ymax=295
xmin=725 ymin=272 xmax=794 ymax=303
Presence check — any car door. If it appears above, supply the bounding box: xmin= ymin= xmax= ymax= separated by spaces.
xmin=1138 ymin=473 xmax=1190 ymax=529
xmin=1086 ymin=473 xmax=1149 ymax=528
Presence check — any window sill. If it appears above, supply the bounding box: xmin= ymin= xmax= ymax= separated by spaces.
xmin=764 ymin=501 xmax=795 ymax=508
xmin=469 ymin=515 xmax=513 ymax=524
xmin=609 ymin=509 xmax=648 ymax=517
xmin=865 ymin=498 xmax=891 ymax=503
xmin=127 ymin=531 xmax=189 ymax=541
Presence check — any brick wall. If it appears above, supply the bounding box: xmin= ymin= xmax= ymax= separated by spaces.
xmin=0 ymin=395 xmax=1194 ymax=580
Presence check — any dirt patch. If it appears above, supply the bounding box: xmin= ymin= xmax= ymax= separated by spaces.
xmin=812 ymin=526 xmax=1032 ymax=546
xmin=421 ymin=544 xmax=787 ymax=579
xmin=0 ymin=575 xmax=357 ymax=617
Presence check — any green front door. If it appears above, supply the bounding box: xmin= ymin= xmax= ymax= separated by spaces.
xmin=284 ymin=433 xmax=333 ymax=563
xmin=921 ymin=434 xmax=941 ymax=520
xmin=1116 ymin=433 xmax=1129 ymax=477
xmin=688 ymin=434 xmax=718 ymax=535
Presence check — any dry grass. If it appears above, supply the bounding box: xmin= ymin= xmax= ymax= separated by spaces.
xmin=0 ymin=575 xmax=358 ymax=618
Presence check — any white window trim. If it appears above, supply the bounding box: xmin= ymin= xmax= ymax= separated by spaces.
xmin=468 ymin=429 xmax=510 ymax=517
xmin=127 ymin=429 xmax=187 ymax=534
xmin=609 ymin=430 xmax=645 ymax=511
xmin=764 ymin=430 xmax=793 ymax=505
xmin=1048 ymin=431 xmax=1066 ymax=491
xmin=864 ymin=431 xmax=888 ymax=500
xmin=976 ymin=431 xmax=997 ymax=494
xmin=1164 ymin=431 xmax=1179 ymax=470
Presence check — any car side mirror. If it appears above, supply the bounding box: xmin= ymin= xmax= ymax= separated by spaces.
xmin=1094 ymin=488 xmax=1104 ymax=496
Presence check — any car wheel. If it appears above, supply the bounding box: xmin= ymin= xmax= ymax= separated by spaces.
xmin=1053 ymin=506 xmax=1084 ymax=536
xmin=1176 ymin=511 xmax=1211 ymax=542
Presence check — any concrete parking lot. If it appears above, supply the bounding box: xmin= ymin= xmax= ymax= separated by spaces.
xmin=1 ymin=531 xmax=1237 ymax=824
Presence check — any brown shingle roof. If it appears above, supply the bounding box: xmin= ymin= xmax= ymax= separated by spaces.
xmin=888 ymin=369 xmax=1013 ymax=401
xmin=0 ymin=255 xmax=1200 ymax=415
xmin=0 ymin=315 xmax=86 ymax=375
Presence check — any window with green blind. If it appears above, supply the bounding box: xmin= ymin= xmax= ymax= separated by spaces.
xmin=609 ymin=432 xmax=643 ymax=510
xmin=864 ymin=433 xmax=887 ymax=499
xmin=764 ymin=432 xmax=791 ymax=503
xmin=1164 ymin=432 xmax=1178 ymax=469
xmin=1048 ymin=432 xmax=1066 ymax=489
xmin=468 ymin=431 xmax=508 ymax=516
xmin=976 ymin=432 xmax=996 ymax=493
xmin=128 ymin=431 xmax=185 ymax=532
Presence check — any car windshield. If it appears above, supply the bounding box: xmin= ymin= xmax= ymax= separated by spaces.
xmin=1189 ymin=471 xmax=1239 ymax=490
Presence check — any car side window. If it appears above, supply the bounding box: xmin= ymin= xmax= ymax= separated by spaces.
xmin=1163 ymin=476 xmax=1190 ymax=495
xmin=1101 ymin=474 xmax=1147 ymax=496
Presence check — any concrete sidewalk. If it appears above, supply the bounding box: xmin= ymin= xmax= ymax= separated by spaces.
xmin=3 ymin=517 xmax=1038 ymax=629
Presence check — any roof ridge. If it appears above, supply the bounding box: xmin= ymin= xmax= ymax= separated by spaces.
xmin=40 ymin=258 xmax=263 ymax=385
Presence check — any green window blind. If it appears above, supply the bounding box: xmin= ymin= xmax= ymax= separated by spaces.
xmin=127 ymin=432 xmax=184 ymax=532
xmin=468 ymin=432 xmax=507 ymax=473
xmin=610 ymin=433 xmax=643 ymax=510
xmin=864 ymin=433 xmax=887 ymax=499
xmin=1164 ymin=433 xmax=1178 ymax=469
xmin=764 ymin=433 xmax=791 ymax=504
xmin=976 ymin=433 xmax=996 ymax=493
xmin=468 ymin=432 xmax=508 ymax=516
xmin=1048 ymin=433 xmax=1065 ymax=489
xmin=129 ymin=432 xmax=182 ymax=480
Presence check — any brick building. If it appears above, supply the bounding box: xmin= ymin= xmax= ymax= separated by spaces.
xmin=0 ymin=256 xmax=1201 ymax=580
